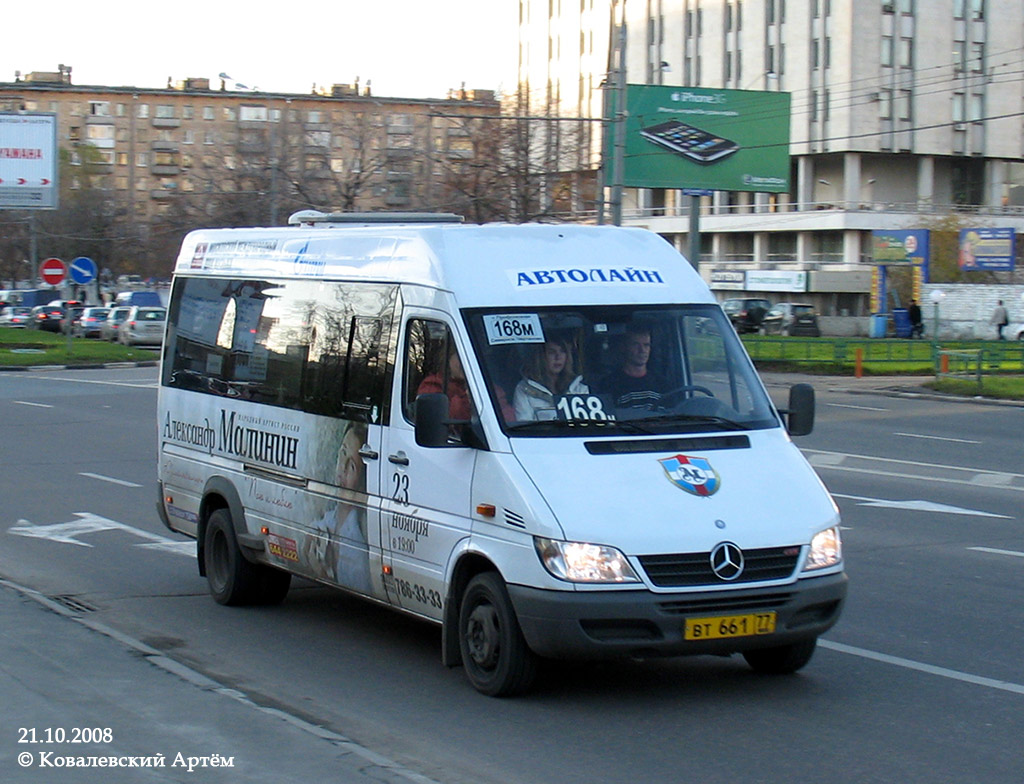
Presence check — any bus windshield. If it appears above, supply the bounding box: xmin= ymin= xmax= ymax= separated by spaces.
xmin=464 ymin=304 xmax=779 ymax=437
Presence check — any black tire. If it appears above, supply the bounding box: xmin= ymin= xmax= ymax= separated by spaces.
xmin=203 ymin=509 xmax=264 ymax=606
xmin=743 ymin=638 xmax=817 ymax=674
xmin=458 ymin=572 xmax=538 ymax=697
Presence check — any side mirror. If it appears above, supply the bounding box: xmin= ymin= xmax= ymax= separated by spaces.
xmin=785 ymin=383 xmax=815 ymax=436
xmin=414 ymin=393 xmax=490 ymax=450
xmin=414 ymin=393 xmax=451 ymax=447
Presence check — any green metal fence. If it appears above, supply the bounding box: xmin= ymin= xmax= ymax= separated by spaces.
xmin=741 ymin=336 xmax=1024 ymax=371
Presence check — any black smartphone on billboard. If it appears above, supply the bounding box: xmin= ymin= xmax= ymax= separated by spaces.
xmin=639 ymin=120 xmax=739 ymax=164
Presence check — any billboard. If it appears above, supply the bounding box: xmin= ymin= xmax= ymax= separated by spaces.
xmin=871 ymin=229 xmax=929 ymax=270
xmin=958 ymin=228 xmax=1015 ymax=271
xmin=610 ymin=85 xmax=791 ymax=192
xmin=0 ymin=112 xmax=58 ymax=209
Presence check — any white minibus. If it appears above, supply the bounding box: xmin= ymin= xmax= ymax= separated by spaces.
xmin=157 ymin=212 xmax=846 ymax=696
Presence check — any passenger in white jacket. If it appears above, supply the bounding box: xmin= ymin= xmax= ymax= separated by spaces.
xmin=513 ymin=337 xmax=589 ymax=421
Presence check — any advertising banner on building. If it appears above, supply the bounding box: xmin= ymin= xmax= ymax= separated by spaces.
xmin=745 ymin=270 xmax=807 ymax=292
xmin=871 ymin=229 xmax=929 ymax=280
xmin=610 ymin=85 xmax=791 ymax=192
xmin=0 ymin=112 xmax=58 ymax=209
xmin=958 ymin=228 xmax=1015 ymax=271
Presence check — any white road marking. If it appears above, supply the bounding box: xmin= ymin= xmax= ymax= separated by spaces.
xmin=969 ymin=546 xmax=1024 ymax=559
xmin=820 ymin=640 xmax=1024 ymax=696
xmin=804 ymin=449 xmax=1024 ymax=494
xmin=8 ymin=512 xmax=193 ymax=556
xmin=79 ymin=472 xmax=143 ymax=488
xmin=7 ymin=374 xmax=156 ymax=389
xmin=893 ymin=432 xmax=981 ymax=444
xmin=13 ymin=400 xmax=53 ymax=408
xmin=826 ymin=403 xmax=888 ymax=412
xmin=831 ymin=493 xmax=1012 ymax=519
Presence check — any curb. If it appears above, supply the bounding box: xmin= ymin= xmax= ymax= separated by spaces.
xmin=0 ymin=360 xmax=159 ymax=372
xmin=0 ymin=577 xmax=442 ymax=784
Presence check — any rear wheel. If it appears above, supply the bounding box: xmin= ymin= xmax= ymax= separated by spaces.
xmin=458 ymin=572 xmax=537 ymax=697
xmin=743 ymin=638 xmax=817 ymax=674
xmin=204 ymin=509 xmax=289 ymax=606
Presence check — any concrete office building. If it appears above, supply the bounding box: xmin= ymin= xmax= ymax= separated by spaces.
xmin=517 ymin=0 xmax=1024 ymax=315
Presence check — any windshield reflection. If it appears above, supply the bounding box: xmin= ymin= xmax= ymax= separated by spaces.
xmin=465 ymin=305 xmax=779 ymax=437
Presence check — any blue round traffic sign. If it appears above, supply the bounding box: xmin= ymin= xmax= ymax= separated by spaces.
xmin=69 ymin=256 xmax=97 ymax=285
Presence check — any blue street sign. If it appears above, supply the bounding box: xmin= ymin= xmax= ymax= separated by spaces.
xmin=69 ymin=256 xmax=97 ymax=285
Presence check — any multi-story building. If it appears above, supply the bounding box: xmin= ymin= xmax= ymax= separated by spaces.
xmin=0 ymin=68 xmax=499 ymax=277
xmin=518 ymin=0 xmax=1024 ymax=314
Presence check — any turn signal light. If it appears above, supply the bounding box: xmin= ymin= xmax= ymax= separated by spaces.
xmin=476 ymin=504 xmax=496 ymax=518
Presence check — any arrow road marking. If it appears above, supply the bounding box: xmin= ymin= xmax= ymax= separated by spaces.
xmin=831 ymin=493 xmax=1012 ymax=519
xmin=9 ymin=512 xmax=194 ymax=555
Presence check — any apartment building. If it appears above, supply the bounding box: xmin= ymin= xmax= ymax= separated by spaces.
xmin=0 ymin=68 xmax=498 ymax=265
xmin=517 ymin=0 xmax=1024 ymax=313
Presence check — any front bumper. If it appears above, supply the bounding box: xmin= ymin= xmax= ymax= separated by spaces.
xmin=508 ymin=571 xmax=847 ymax=660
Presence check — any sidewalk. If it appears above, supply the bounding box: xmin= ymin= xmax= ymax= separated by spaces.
xmin=759 ymin=371 xmax=1024 ymax=407
xmin=0 ymin=579 xmax=436 ymax=784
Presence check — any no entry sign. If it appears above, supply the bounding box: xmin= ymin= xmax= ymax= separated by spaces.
xmin=40 ymin=257 xmax=66 ymax=285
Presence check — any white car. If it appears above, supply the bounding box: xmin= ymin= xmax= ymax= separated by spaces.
xmin=0 ymin=306 xmax=33 ymax=328
xmin=119 ymin=306 xmax=166 ymax=347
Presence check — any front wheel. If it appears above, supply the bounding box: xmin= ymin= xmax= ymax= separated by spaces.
xmin=742 ymin=638 xmax=817 ymax=674
xmin=458 ymin=573 xmax=538 ymax=697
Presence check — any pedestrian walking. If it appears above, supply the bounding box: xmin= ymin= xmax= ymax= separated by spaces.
xmin=908 ymin=300 xmax=924 ymax=339
xmin=990 ymin=300 xmax=1009 ymax=340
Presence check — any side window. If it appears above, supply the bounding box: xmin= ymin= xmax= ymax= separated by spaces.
xmin=163 ymin=276 xmax=394 ymax=423
xmin=402 ymin=319 xmax=473 ymax=423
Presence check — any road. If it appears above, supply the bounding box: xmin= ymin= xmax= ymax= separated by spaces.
xmin=1 ymin=366 xmax=1022 ymax=783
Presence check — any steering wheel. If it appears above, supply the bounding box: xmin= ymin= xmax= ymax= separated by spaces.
xmin=659 ymin=385 xmax=714 ymax=407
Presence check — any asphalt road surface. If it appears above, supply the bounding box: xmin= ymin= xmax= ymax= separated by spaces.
xmin=1 ymin=366 xmax=1022 ymax=784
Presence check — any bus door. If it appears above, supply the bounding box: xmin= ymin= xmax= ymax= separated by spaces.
xmin=378 ymin=316 xmax=476 ymax=619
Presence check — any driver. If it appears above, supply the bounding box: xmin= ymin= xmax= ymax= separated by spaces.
xmin=599 ymin=325 xmax=669 ymax=410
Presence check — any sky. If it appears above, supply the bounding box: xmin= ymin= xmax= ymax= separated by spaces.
xmin=3 ymin=1 xmax=519 ymax=100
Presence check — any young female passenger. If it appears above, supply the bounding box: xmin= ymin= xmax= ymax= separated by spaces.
xmin=513 ymin=336 xmax=588 ymax=421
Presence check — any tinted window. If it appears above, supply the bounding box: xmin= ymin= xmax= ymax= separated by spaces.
xmin=163 ymin=276 xmax=396 ymax=423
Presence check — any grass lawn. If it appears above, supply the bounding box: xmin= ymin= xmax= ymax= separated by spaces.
xmin=0 ymin=327 xmax=158 ymax=367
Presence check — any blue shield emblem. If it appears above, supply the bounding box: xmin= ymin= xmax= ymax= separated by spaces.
xmin=659 ymin=454 xmax=721 ymax=497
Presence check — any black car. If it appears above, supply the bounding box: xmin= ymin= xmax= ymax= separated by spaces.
xmin=29 ymin=305 xmax=65 ymax=332
xmin=721 ymin=298 xmax=771 ymax=334
xmin=761 ymin=302 xmax=821 ymax=337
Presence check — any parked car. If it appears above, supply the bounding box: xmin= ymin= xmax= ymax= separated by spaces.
xmin=73 ymin=307 xmax=111 ymax=338
xmin=119 ymin=306 xmax=166 ymax=347
xmin=101 ymin=306 xmax=132 ymax=341
xmin=761 ymin=302 xmax=821 ymax=337
xmin=29 ymin=304 xmax=65 ymax=332
xmin=0 ymin=306 xmax=33 ymax=328
xmin=721 ymin=297 xmax=771 ymax=334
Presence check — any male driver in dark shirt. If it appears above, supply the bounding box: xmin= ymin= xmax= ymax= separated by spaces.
xmin=601 ymin=326 xmax=669 ymax=410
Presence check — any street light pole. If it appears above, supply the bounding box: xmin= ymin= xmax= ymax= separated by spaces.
xmin=609 ymin=1 xmax=627 ymax=227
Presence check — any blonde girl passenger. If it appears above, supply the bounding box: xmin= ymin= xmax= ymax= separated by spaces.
xmin=513 ymin=336 xmax=589 ymax=421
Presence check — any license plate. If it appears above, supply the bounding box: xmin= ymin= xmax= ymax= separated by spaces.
xmin=684 ymin=612 xmax=776 ymax=641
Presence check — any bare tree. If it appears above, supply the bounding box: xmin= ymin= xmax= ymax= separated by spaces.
xmin=429 ymin=110 xmax=597 ymax=223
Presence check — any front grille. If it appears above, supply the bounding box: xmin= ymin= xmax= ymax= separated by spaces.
xmin=658 ymin=592 xmax=794 ymax=616
xmin=638 ymin=546 xmax=801 ymax=587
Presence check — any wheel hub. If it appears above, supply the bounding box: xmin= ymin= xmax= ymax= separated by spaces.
xmin=466 ymin=603 xmax=500 ymax=669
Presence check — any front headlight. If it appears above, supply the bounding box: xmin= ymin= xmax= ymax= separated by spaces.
xmin=534 ymin=537 xmax=641 ymax=583
xmin=803 ymin=526 xmax=842 ymax=571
